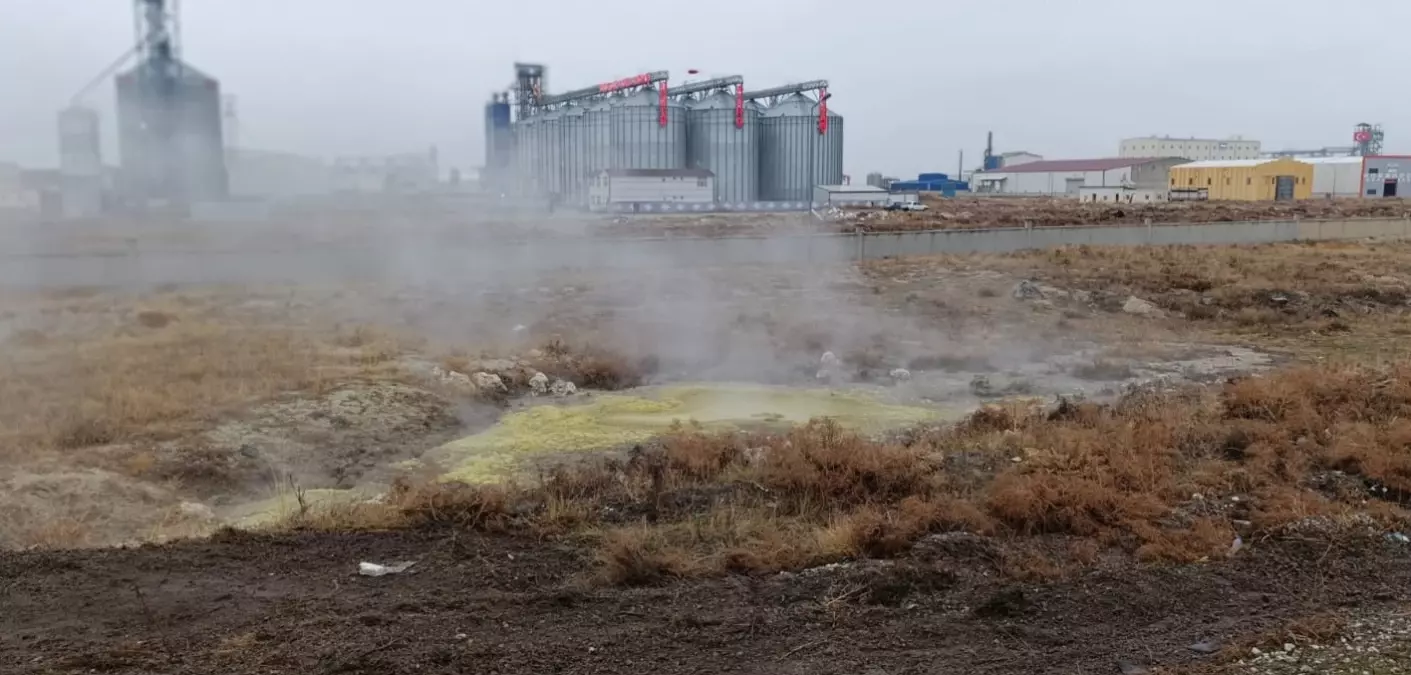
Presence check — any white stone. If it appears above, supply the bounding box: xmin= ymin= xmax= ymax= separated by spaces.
xmin=550 ymin=379 xmax=577 ymax=397
xmin=529 ymin=372 xmax=549 ymax=396
xmin=471 ymin=372 xmax=507 ymax=392
xmin=178 ymin=501 xmax=215 ymax=520
xmin=1122 ymin=296 xmax=1162 ymax=317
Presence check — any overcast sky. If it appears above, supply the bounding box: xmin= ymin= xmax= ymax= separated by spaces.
xmin=1 ymin=0 xmax=1405 ymax=178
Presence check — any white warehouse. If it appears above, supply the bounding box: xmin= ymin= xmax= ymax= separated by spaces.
xmin=1305 ymin=156 xmax=1375 ymax=198
xmin=587 ymin=169 xmax=715 ymax=211
xmin=972 ymin=158 xmax=1188 ymax=197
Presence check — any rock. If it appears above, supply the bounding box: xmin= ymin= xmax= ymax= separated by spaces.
xmin=1071 ymin=289 xmax=1093 ymax=304
xmin=471 ymin=372 xmax=507 ymax=393
xmin=1122 ymin=296 xmax=1163 ymax=317
xmin=1013 ymin=280 xmax=1068 ymax=302
xmin=969 ymin=375 xmax=996 ymax=398
xmin=1011 ymin=280 xmax=1045 ymax=300
xmin=1189 ymin=640 xmax=1222 ymax=654
xmin=550 ymin=379 xmax=577 ymax=397
xmin=433 ymin=367 xmax=477 ymax=392
xmin=820 ymin=351 xmax=840 ymax=367
xmin=889 ymin=368 xmax=912 ymax=382
xmin=528 ymin=372 xmax=549 ymax=396
xmin=475 ymin=359 xmax=519 ymax=373
xmin=1116 ymin=661 xmax=1150 ymax=675
xmin=178 ymin=501 xmax=215 ymax=521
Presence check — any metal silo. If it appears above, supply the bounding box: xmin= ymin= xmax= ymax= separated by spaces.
xmin=611 ymin=88 xmax=686 ymax=170
xmin=758 ymin=93 xmax=843 ymax=202
xmin=514 ymin=116 xmax=537 ymax=195
xmin=539 ymin=108 xmax=565 ymax=199
xmin=115 ymin=60 xmax=229 ymax=202
xmin=687 ymin=91 xmax=759 ymax=204
xmin=58 ymin=106 xmax=104 ymax=218
xmin=559 ymin=103 xmax=589 ymax=205
xmin=583 ymin=97 xmax=615 ymax=182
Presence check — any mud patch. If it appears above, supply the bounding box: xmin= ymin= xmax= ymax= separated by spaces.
xmin=197 ymin=382 xmax=466 ymax=493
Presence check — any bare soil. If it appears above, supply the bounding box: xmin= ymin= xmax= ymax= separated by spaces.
xmin=3 ymin=529 xmax=1407 ymax=675
xmin=851 ymin=196 xmax=1411 ymax=232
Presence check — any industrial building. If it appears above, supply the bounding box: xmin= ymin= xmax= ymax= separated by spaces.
xmin=485 ymin=65 xmax=843 ymax=210
xmin=588 ymin=169 xmax=715 ymax=210
xmin=996 ymin=151 xmax=1043 ymax=168
xmin=1168 ymin=158 xmax=1313 ymax=201
xmin=1120 ymin=136 xmax=1260 ymax=161
xmin=1077 ymin=186 xmax=1169 ymax=203
xmin=972 ymin=157 xmax=1187 ymax=196
xmin=1362 ymin=156 xmax=1409 ymax=198
xmin=1304 ymin=156 xmax=1366 ymax=198
xmin=812 ymin=185 xmax=890 ymax=208
xmin=888 ymin=173 xmax=969 ymax=196
xmin=227 ymin=148 xmax=332 ymax=198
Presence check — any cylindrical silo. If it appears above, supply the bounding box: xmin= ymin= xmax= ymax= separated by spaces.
xmin=560 ymin=103 xmax=589 ymax=205
xmin=687 ymin=91 xmax=759 ymax=205
xmin=583 ymin=98 xmax=615 ymax=182
xmin=58 ymin=106 xmax=104 ymax=218
xmin=539 ymin=108 xmax=565 ymax=199
xmin=611 ymin=88 xmax=686 ymax=170
xmin=757 ymin=93 xmax=844 ymax=202
xmin=513 ymin=117 xmax=536 ymax=196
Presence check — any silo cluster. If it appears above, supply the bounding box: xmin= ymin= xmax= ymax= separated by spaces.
xmin=497 ymin=71 xmax=843 ymax=208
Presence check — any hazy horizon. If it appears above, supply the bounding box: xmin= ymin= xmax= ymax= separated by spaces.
xmin=2 ymin=0 xmax=1404 ymax=178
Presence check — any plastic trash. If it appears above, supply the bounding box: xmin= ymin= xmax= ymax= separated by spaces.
xmin=359 ymin=561 xmax=416 ymax=577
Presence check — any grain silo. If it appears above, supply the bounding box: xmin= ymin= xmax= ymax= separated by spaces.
xmin=539 ymin=107 xmax=565 ymax=198
xmin=559 ymin=103 xmax=589 ymax=205
xmin=113 ymin=0 xmax=229 ymax=203
xmin=756 ymin=90 xmax=843 ymax=202
xmin=514 ymin=116 xmax=538 ymax=195
xmin=687 ymin=89 xmax=759 ymax=205
xmin=115 ymin=62 xmax=228 ymax=203
xmin=611 ymin=87 xmax=687 ymax=170
xmin=583 ymin=97 xmax=615 ymax=182
xmin=57 ymin=106 xmax=104 ymax=218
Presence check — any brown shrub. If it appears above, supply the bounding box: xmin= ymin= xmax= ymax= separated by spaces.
xmin=597 ymin=528 xmax=692 ymax=585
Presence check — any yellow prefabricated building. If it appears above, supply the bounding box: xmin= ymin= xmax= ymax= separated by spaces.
xmin=1167 ymin=158 xmax=1313 ymax=201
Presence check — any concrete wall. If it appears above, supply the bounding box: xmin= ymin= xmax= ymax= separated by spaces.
xmin=2 ymin=217 xmax=1409 ymax=288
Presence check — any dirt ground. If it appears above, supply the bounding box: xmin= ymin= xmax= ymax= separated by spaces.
xmin=9 ymin=238 xmax=1411 ymax=674
xmin=846 ymin=196 xmax=1411 ymax=233
xmin=4 ymin=529 xmax=1410 ymax=675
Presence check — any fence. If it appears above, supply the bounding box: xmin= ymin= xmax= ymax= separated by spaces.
xmin=1 ymin=217 xmax=1408 ymax=288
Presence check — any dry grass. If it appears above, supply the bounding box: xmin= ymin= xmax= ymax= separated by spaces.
xmin=279 ymin=361 xmax=1411 ymax=585
xmin=869 ymin=240 xmax=1411 ymax=361
xmin=0 ymin=314 xmax=403 ymax=457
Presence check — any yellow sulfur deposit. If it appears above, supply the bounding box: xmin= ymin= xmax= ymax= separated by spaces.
xmin=434 ymin=383 xmax=953 ymax=483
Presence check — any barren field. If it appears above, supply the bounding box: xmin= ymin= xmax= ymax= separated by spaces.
xmin=850 ymin=195 xmax=1411 ymax=232
xmin=10 ymin=197 xmax=1409 ymax=257
xmin=7 ymin=234 xmax=1411 ymax=674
